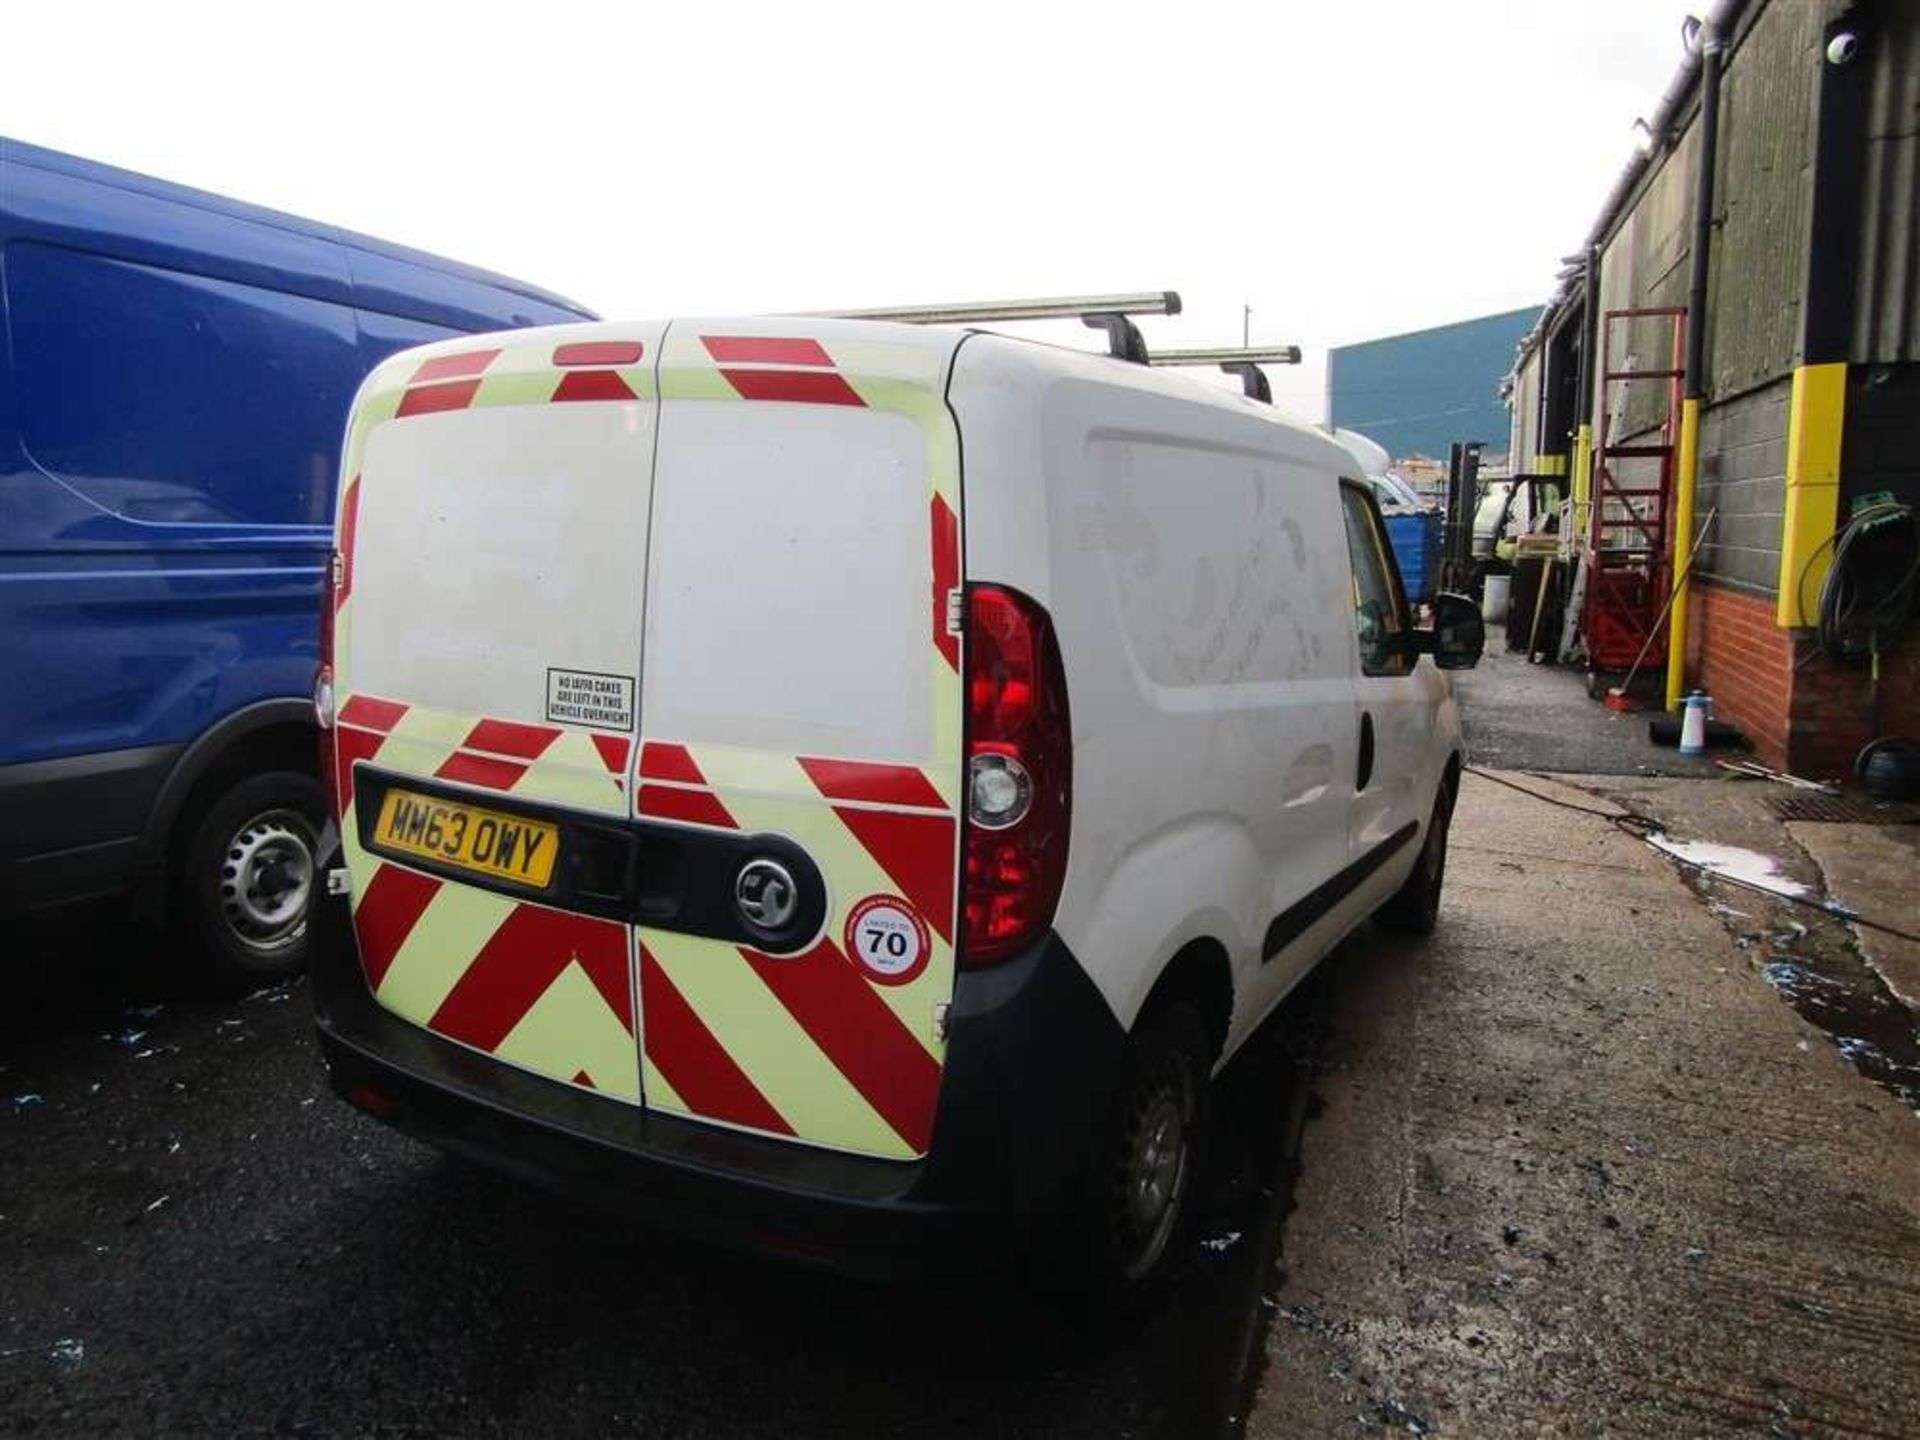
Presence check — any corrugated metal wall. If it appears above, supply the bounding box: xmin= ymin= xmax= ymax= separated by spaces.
xmin=1584 ymin=0 xmax=1845 ymax=591
xmin=1511 ymin=0 xmax=1916 ymax=598
xmin=1854 ymin=2 xmax=1920 ymax=362
xmin=1510 ymin=348 xmax=1543 ymax=466
xmin=1707 ymin=0 xmax=1830 ymax=393
xmin=1594 ymin=123 xmax=1695 ymax=444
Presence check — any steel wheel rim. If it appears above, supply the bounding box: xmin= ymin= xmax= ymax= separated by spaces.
xmin=218 ymin=808 xmax=316 ymax=954
xmin=1114 ymin=1051 xmax=1196 ymax=1281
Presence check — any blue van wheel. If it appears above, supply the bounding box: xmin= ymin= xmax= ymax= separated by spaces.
xmin=177 ymin=771 xmax=326 ymax=985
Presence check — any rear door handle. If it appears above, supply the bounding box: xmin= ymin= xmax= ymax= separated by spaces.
xmin=1357 ymin=711 xmax=1375 ymax=791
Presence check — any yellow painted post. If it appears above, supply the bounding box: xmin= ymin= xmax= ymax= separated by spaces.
xmin=1775 ymin=363 xmax=1848 ymax=627
xmin=1571 ymin=422 xmax=1594 ymax=548
xmin=1664 ymin=399 xmax=1702 ymax=711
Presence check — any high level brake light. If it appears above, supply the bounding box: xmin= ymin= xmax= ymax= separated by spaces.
xmin=961 ymin=586 xmax=1071 ymax=967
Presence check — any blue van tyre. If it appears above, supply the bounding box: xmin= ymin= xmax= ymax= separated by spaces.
xmin=1376 ymin=777 xmax=1456 ymax=936
xmin=1073 ymin=997 xmax=1209 ymax=1319
xmin=175 ymin=770 xmax=326 ymax=987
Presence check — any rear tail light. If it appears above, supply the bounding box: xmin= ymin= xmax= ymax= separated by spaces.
xmin=317 ymin=549 xmax=341 ymax=819
xmin=961 ymin=585 xmax=1071 ymax=967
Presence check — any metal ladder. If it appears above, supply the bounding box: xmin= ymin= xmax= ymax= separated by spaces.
xmin=1582 ymin=306 xmax=1685 ymax=673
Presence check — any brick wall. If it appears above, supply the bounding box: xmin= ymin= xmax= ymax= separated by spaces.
xmin=1788 ymin=635 xmax=1920 ymax=780
xmin=1688 ymin=578 xmax=1920 ymax=779
xmin=1688 ymin=581 xmax=1794 ymax=767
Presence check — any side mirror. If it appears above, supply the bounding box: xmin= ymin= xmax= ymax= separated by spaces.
xmin=1412 ymin=592 xmax=1484 ymax=670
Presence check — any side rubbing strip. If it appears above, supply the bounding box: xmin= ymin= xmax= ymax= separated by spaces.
xmin=1262 ymin=821 xmax=1419 ymax=962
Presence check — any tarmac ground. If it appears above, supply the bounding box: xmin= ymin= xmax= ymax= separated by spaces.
xmin=5 ymin=647 xmax=1916 ymax=1437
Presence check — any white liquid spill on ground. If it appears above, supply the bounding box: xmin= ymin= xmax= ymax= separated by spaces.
xmin=1646 ymin=836 xmax=1814 ymax=900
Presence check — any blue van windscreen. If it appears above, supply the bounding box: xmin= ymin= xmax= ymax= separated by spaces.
xmin=7 ymin=241 xmax=363 ymax=528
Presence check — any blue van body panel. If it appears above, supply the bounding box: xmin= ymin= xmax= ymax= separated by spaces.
xmin=1384 ymin=511 xmax=1443 ymax=605
xmin=0 ymin=137 xmax=594 ymax=911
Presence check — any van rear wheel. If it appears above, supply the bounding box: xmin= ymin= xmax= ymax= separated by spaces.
xmin=1075 ymin=998 xmax=1209 ymax=1317
xmin=175 ymin=770 xmax=326 ymax=989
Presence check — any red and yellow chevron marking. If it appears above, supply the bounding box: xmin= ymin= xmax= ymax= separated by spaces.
xmin=347 ymin=852 xmax=639 ymax=1101
xmin=631 ymin=739 xmax=957 ymax=1159
xmin=330 ymin=320 xmax=966 ymax=1153
xmin=333 ymin=696 xmax=629 ymax=823
xmin=331 ymin=693 xmax=640 ymax=1099
xmin=389 ymin=343 xmax=646 ymax=418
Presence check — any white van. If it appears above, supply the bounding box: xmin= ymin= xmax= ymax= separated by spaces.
xmin=308 ymin=305 xmax=1482 ymax=1300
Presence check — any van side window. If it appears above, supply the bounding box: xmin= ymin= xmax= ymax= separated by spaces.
xmin=1338 ymin=482 xmax=1412 ymax=676
xmin=7 ymin=241 xmax=361 ymax=527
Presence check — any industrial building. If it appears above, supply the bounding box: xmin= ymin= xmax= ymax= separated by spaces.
xmin=1329 ymin=307 xmax=1537 ymax=465
xmin=1507 ymin=0 xmax=1917 ymax=778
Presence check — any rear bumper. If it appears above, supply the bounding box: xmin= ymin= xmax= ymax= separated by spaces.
xmin=308 ymin=830 xmax=1124 ymax=1278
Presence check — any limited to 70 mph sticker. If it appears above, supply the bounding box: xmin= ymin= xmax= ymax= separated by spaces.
xmin=845 ymin=895 xmax=931 ymax=986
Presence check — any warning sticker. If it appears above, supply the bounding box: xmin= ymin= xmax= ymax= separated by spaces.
xmin=545 ymin=668 xmax=636 ymax=731
xmin=844 ymin=895 xmax=931 ymax=987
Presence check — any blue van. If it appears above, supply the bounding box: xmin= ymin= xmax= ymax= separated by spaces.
xmin=0 ymin=138 xmax=594 ymax=983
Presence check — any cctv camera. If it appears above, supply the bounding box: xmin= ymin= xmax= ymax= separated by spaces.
xmin=1826 ymin=31 xmax=1859 ymax=65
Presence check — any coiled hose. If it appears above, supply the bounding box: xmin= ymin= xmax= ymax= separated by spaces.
xmin=1809 ymin=498 xmax=1917 ymax=666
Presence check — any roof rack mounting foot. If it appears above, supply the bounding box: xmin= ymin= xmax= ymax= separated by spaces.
xmin=1222 ymin=362 xmax=1272 ymax=404
xmin=1083 ymin=312 xmax=1151 ymax=365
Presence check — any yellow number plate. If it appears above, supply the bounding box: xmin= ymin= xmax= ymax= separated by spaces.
xmin=372 ymin=789 xmax=559 ymax=889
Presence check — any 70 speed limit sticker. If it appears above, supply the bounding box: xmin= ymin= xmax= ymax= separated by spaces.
xmin=844 ymin=895 xmax=932 ymax=986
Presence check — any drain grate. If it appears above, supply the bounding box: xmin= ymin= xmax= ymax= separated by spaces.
xmin=1772 ymin=794 xmax=1918 ymax=824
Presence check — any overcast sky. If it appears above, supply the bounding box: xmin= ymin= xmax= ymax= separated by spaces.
xmin=12 ymin=0 xmax=1694 ymax=420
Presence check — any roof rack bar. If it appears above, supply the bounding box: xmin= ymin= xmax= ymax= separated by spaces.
xmin=819 ymin=290 xmax=1181 ymax=326
xmin=1146 ymin=345 xmax=1302 ymax=404
xmin=1146 ymin=345 xmax=1303 ymax=367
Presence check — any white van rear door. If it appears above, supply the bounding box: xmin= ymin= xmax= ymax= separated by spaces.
xmin=633 ymin=321 xmax=964 ymax=1160
xmin=333 ymin=328 xmax=661 ymax=1102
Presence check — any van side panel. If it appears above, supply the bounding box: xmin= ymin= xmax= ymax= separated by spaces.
xmin=0 ymin=140 xmax=595 ymax=915
xmin=635 ymin=321 xmax=963 ymax=1160
xmin=948 ymin=338 xmax=1363 ymax=1050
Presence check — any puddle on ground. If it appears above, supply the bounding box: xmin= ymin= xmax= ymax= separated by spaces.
xmin=1758 ymin=953 xmax=1920 ymax=1110
xmin=1639 ymin=830 xmax=1920 ymax=1112
xmin=1710 ymin=918 xmax=1920 ymax=1115
xmin=1647 ymin=836 xmax=1813 ymax=900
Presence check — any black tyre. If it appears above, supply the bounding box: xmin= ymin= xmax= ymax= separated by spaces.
xmin=175 ymin=770 xmax=327 ymax=988
xmin=1076 ymin=998 xmax=1211 ymax=1317
xmin=1376 ymin=775 xmax=1456 ymax=935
